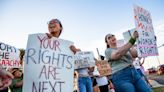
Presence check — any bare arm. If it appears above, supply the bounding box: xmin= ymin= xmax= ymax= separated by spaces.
xmin=111 ymin=42 xmax=134 ymax=60
xmin=70 ymin=45 xmax=81 ymax=54
xmin=111 ymin=31 xmax=138 ymax=60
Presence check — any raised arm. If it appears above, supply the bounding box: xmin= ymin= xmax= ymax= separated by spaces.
xmin=111 ymin=31 xmax=138 ymax=60
xmin=70 ymin=45 xmax=81 ymax=54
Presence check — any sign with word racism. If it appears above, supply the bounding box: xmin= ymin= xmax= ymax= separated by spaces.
xmin=134 ymin=5 xmax=158 ymax=57
xmin=0 ymin=42 xmax=21 ymax=68
xmin=23 ymin=33 xmax=74 ymax=92
xmin=123 ymin=28 xmax=136 ymax=43
xmin=74 ymin=51 xmax=95 ymax=69
xmin=96 ymin=60 xmax=112 ymax=76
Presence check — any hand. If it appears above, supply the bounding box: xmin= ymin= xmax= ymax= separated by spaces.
xmin=46 ymin=33 xmax=53 ymax=39
xmin=0 ymin=69 xmax=14 ymax=90
xmin=0 ymin=78 xmax=12 ymax=90
xmin=133 ymin=31 xmax=139 ymax=39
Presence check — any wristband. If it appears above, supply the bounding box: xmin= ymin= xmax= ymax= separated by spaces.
xmin=129 ymin=37 xmax=136 ymax=45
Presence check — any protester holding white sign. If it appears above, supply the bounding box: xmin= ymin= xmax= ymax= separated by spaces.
xmin=75 ymin=51 xmax=94 ymax=92
xmin=104 ymin=31 xmax=152 ymax=92
xmin=23 ymin=19 xmax=80 ymax=92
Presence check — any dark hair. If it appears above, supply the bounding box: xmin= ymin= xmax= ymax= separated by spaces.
xmin=100 ymin=55 xmax=105 ymax=60
xmin=48 ymin=19 xmax=63 ymax=36
xmin=105 ymin=35 xmax=110 ymax=48
xmin=11 ymin=68 xmax=19 ymax=75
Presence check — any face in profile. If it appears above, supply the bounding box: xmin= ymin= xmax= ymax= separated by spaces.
xmin=48 ymin=19 xmax=62 ymax=37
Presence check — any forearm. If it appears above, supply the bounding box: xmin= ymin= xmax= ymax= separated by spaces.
xmin=112 ymin=37 xmax=136 ymax=59
xmin=70 ymin=45 xmax=80 ymax=54
xmin=117 ymin=42 xmax=133 ymax=57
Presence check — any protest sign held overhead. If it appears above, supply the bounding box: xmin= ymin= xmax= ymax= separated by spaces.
xmin=134 ymin=5 xmax=158 ymax=57
xmin=0 ymin=42 xmax=21 ymax=68
xmin=23 ymin=33 xmax=74 ymax=92
xmin=74 ymin=51 xmax=95 ymax=69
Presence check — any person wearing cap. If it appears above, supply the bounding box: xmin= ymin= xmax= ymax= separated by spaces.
xmin=104 ymin=31 xmax=152 ymax=92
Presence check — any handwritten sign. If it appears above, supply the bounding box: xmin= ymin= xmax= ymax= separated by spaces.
xmin=134 ymin=5 xmax=158 ymax=57
xmin=0 ymin=42 xmax=21 ymax=68
xmin=74 ymin=51 xmax=95 ymax=69
xmin=96 ymin=60 xmax=112 ymax=76
xmin=23 ymin=33 xmax=74 ymax=92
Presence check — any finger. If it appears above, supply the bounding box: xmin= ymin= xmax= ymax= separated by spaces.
xmin=46 ymin=33 xmax=52 ymax=39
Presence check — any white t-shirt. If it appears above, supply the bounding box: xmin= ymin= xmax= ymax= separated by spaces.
xmin=76 ymin=68 xmax=89 ymax=77
xmin=96 ymin=76 xmax=108 ymax=86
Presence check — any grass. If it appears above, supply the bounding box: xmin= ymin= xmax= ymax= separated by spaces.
xmin=152 ymin=87 xmax=164 ymax=92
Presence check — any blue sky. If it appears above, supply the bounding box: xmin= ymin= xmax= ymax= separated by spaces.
xmin=0 ymin=0 xmax=164 ymax=69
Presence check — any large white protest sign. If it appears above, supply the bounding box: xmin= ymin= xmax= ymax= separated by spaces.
xmin=0 ymin=42 xmax=21 ymax=68
xmin=74 ymin=51 xmax=95 ymax=69
xmin=23 ymin=33 xmax=74 ymax=92
xmin=134 ymin=5 xmax=158 ymax=57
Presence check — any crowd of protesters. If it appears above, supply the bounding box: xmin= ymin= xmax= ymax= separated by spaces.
xmin=0 ymin=18 xmax=154 ymax=92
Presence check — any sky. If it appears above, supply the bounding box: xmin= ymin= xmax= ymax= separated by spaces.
xmin=0 ymin=0 xmax=164 ymax=70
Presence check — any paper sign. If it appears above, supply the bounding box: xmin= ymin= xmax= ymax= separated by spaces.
xmin=23 ymin=33 xmax=74 ymax=92
xmin=74 ymin=51 xmax=95 ymax=69
xmin=134 ymin=5 xmax=158 ymax=57
xmin=0 ymin=42 xmax=21 ymax=68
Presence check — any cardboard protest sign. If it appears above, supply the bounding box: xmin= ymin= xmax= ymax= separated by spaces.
xmin=0 ymin=42 xmax=21 ymax=68
xmin=74 ymin=51 xmax=95 ymax=69
xmin=23 ymin=33 xmax=74 ymax=92
xmin=134 ymin=5 xmax=158 ymax=57
xmin=96 ymin=60 xmax=112 ymax=76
